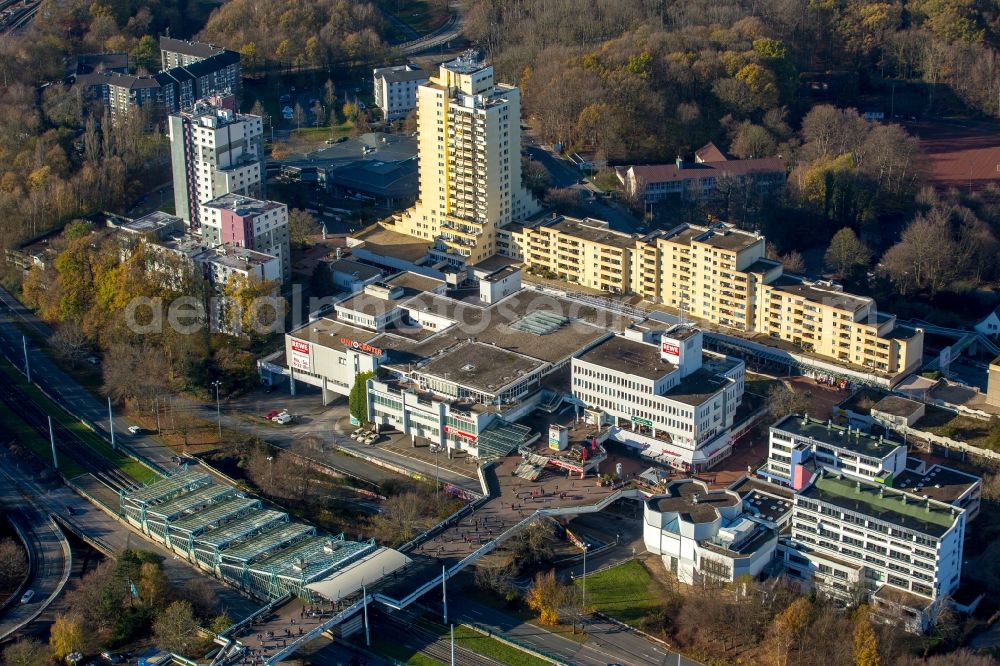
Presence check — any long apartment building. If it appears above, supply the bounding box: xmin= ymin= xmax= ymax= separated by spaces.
xmin=500 ymin=218 xmax=923 ymax=376
xmin=169 ymin=99 xmax=264 ymax=230
xmin=392 ymin=51 xmax=539 ymax=267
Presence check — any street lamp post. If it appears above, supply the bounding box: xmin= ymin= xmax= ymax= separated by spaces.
xmin=267 ymin=455 xmax=274 ymax=492
xmin=212 ymin=381 xmax=223 ymax=443
xmin=582 ymin=544 xmax=588 ymax=610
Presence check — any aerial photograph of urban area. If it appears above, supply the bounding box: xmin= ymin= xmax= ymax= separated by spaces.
xmin=1 ymin=1 xmax=1000 ymax=665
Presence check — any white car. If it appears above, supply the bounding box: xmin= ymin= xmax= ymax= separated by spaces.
xmin=273 ymin=412 xmax=293 ymax=425
xmin=20 ymin=589 xmax=35 ymax=604
xmin=127 ymin=425 xmax=142 ymax=435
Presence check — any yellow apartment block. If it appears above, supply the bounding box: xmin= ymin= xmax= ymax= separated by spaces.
xmin=392 ymin=52 xmax=538 ymax=268
xmin=497 ymin=219 xmax=923 ymax=375
xmin=499 ymin=215 xmax=635 ymax=293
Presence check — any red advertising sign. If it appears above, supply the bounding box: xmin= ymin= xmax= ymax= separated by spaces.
xmin=290 ymin=338 xmax=311 ymax=371
xmin=662 ymin=342 xmax=680 ymax=357
xmin=444 ymin=425 xmax=477 ymax=441
xmin=340 ymin=337 xmax=384 ymax=357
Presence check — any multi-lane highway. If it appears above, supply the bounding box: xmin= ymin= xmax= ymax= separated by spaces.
xmin=0 ymin=460 xmax=71 ymax=642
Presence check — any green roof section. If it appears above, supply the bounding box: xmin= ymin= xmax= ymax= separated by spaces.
xmin=803 ymin=472 xmax=960 ymax=537
xmin=774 ymin=414 xmax=902 ymax=459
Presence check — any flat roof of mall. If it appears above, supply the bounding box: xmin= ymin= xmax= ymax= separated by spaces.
xmin=872 ymin=395 xmax=924 ymax=418
xmin=800 ymin=472 xmax=960 ymax=538
xmin=772 ymin=414 xmax=902 ymax=460
xmin=893 ymin=464 xmax=980 ymax=505
xmin=419 ymin=341 xmax=547 ymax=394
xmin=290 ymin=318 xmax=380 ymax=348
xmin=663 ymin=367 xmax=732 ymax=406
xmin=576 ymin=335 xmax=674 ymax=381
xmin=353 ymin=224 xmax=432 ymax=263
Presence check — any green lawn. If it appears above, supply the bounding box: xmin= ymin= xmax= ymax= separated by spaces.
xmin=291 ymin=120 xmax=354 ymax=140
xmin=0 ymin=398 xmax=87 ymax=478
xmin=575 ymin=559 xmax=666 ymax=626
xmin=0 ymin=361 xmax=159 ymax=484
xmin=416 ymin=618 xmax=550 ymax=666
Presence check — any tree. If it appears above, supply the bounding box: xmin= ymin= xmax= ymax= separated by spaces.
xmin=137 ymin=561 xmax=170 ymax=608
xmin=349 ymin=371 xmax=374 ymax=425
xmin=209 ymin=613 xmax=234 ymax=634
xmin=853 ymin=605 xmax=881 ymax=666
xmin=825 ymin=228 xmax=873 ymax=277
xmin=0 ymin=537 xmax=28 ymax=590
xmin=288 ymin=208 xmax=320 ymax=248
xmin=730 ymin=121 xmax=777 ymax=159
xmin=50 ymin=322 xmax=91 ymax=367
xmin=780 ymin=250 xmax=805 ymax=274
xmin=763 ymin=597 xmax=813 ymax=666
xmin=132 ymin=35 xmax=159 ymax=72
xmin=526 ymin=569 xmax=567 ymax=625
xmin=880 ymin=209 xmax=958 ymax=295
xmin=324 ymin=79 xmax=337 ymax=109
xmin=521 ymin=157 xmax=551 ymax=197
xmin=49 ymin=613 xmax=87 ymax=658
xmin=223 ymin=273 xmax=284 ymax=337
xmin=292 ymin=103 xmax=304 ymax=129
xmin=3 ymin=639 xmax=52 ymax=666
xmin=153 ymin=600 xmax=202 ymax=655
xmin=766 ymin=383 xmax=809 ymax=417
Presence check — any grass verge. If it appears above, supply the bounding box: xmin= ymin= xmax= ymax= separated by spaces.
xmin=416 ymin=618 xmax=550 ymax=666
xmin=367 ymin=637 xmax=446 ymax=665
xmin=0 ymin=398 xmax=87 ymax=478
xmin=0 ymin=360 xmax=158 ymax=484
xmin=291 ymin=121 xmax=354 ymax=140
xmin=574 ymin=559 xmax=665 ymax=626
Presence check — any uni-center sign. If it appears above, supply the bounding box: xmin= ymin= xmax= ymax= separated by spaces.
xmin=340 ymin=337 xmax=384 ymax=357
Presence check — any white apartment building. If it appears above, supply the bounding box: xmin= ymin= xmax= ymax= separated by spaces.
xmin=394 ymin=51 xmax=539 ymax=267
xmin=571 ymin=325 xmax=745 ymax=471
xmin=643 ymin=479 xmax=779 ymax=584
xmin=169 ymin=99 xmax=264 ymax=230
xmin=786 ymin=469 xmax=966 ymax=630
xmin=762 ymin=414 xmax=907 ymax=489
xmin=373 ymin=64 xmax=428 ymax=120
xmin=199 ymin=194 xmax=290 ymax=282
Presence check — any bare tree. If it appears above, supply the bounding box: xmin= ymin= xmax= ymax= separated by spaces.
xmin=50 ymin=322 xmax=90 ymax=367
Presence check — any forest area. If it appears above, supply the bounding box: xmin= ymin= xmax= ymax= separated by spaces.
xmin=466 ymin=0 xmax=1000 ymax=323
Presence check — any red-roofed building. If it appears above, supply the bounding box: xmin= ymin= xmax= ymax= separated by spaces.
xmin=617 ymin=143 xmax=786 ymax=203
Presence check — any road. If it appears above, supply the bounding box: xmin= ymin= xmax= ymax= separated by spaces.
xmin=0 ymin=463 xmax=71 ymax=642
xmin=0 ymin=286 xmax=177 ymax=472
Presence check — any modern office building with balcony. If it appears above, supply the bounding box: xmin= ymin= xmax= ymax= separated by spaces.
xmin=393 ymin=51 xmax=539 ymax=267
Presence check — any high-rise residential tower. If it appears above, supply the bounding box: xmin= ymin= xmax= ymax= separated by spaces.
xmin=395 ymin=51 xmax=539 ymax=267
xmin=168 ymin=98 xmax=264 ymax=230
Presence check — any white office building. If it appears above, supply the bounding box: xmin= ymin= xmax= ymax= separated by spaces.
xmin=571 ymin=325 xmax=745 ymax=471
xmin=373 ymin=64 xmax=428 ymax=120
xmin=786 ymin=469 xmax=966 ymax=630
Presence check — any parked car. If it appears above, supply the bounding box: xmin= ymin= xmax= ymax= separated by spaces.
xmin=265 ymin=409 xmax=281 ymax=420
xmin=20 ymin=589 xmax=35 ymax=604
xmin=127 ymin=425 xmax=142 ymax=435
xmin=273 ymin=412 xmax=293 ymax=425
xmin=364 ymin=433 xmax=379 ymax=446
xmin=100 ymin=651 xmax=124 ymax=664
